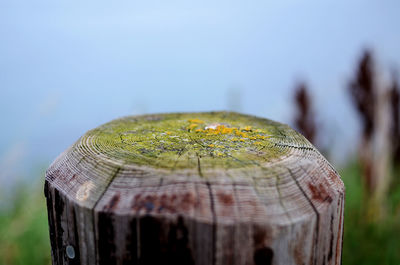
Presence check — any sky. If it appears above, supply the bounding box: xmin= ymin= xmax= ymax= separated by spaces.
xmin=1 ymin=0 xmax=399 ymax=186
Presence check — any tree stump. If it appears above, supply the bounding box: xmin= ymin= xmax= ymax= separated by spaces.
xmin=44 ymin=112 xmax=344 ymax=265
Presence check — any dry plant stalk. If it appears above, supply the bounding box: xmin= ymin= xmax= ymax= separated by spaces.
xmin=390 ymin=77 xmax=400 ymax=164
xmin=294 ymin=82 xmax=317 ymax=145
xmin=348 ymin=50 xmax=392 ymax=218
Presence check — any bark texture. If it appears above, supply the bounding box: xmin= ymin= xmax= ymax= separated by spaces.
xmin=44 ymin=111 xmax=345 ymax=265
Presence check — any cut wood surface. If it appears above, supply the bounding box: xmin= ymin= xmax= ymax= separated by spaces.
xmin=44 ymin=111 xmax=345 ymax=265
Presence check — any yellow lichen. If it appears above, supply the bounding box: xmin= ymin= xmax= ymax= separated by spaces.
xmin=221 ymin=127 xmax=233 ymax=134
xmin=188 ymin=122 xmax=259 ymax=141
xmin=188 ymin=124 xmax=198 ymax=130
xmin=235 ymin=130 xmax=248 ymax=138
xmin=214 ymin=151 xmax=224 ymax=157
xmin=188 ymin=119 xmax=205 ymax=124
xmin=183 ymin=118 xmax=274 ymax=154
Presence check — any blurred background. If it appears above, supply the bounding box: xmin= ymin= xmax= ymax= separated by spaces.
xmin=1 ymin=1 xmax=399 ymax=264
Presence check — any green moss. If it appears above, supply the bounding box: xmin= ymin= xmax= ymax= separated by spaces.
xmin=80 ymin=112 xmax=310 ymax=170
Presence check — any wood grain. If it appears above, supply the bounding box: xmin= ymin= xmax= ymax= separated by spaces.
xmin=45 ymin=111 xmax=344 ymax=265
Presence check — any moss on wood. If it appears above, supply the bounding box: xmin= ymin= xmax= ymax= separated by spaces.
xmin=45 ymin=111 xmax=344 ymax=265
xmin=79 ymin=112 xmax=310 ymax=170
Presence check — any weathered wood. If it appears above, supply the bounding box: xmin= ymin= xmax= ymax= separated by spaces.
xmin=44 ymin=111 xmax=345 ymax=265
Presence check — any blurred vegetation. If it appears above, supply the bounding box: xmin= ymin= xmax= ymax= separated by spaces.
xmin=0 ymin=177 xmax=51 ymax=265
xmin=291 ymin=49 xmax=400 ymax=264
xmin=341 ymin=162 xmax=400 ymax=265
xmin=293 ymin=82 xmax=317 ymax=146
xmin=0 ymin=162 xmax=399 ymax=265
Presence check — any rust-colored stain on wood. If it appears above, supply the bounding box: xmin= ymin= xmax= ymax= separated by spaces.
xmin=130 ymin=191 xmax=198 ymax=215
xmin=103 ymin=193 xmax=120 ymax=212
xmin=308 ymin=182 xmax=333 ymax=203
xmin=217 ymin=192 xmax=234 ymax=205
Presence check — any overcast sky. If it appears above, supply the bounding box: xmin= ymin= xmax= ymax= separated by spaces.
xmin=1 ymin=0 xmax=399 ymax=184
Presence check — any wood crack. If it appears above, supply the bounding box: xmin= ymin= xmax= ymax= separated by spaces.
xmin=92 ymin=166 xmax=122 ymax=264
xmin=206 ymin=180 xmax=217 ymax=265
xmin=288 ymin=167 xmax=320 ymax=265
xmin=197 ymin=153 xmax=203 ymax=178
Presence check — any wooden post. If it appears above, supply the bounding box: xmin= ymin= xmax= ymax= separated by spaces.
xmin=44 ymin=112 xmax=344 ymax=265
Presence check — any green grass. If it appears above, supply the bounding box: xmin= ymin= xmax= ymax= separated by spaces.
xmin=0 ymin=179 xmax=51 ymax=265
xmin=340 ymin=161 xmax=400 ymax=265
xmin=0 ymin=161 xmax=399 ymax=265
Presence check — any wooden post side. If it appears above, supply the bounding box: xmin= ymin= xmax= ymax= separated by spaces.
xmin=44 ymin=112 xmax=345 ymax=265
